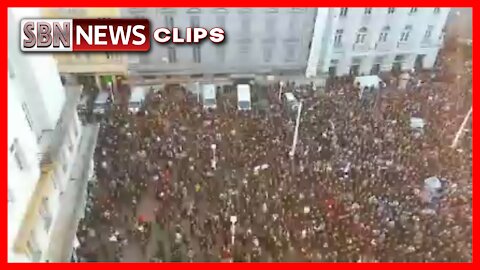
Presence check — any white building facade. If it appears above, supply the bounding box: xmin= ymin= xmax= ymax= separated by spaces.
xmin=307 ymin=7 xmax=450 ymax=78
xmin=8 ymin=8 xmax=98 ymax=262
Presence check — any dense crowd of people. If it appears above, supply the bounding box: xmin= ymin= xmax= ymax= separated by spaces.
xmin=74 ymin=46 xmax=471 ymax=262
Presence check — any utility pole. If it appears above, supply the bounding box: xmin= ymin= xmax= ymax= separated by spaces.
xmin=451 ymin=106 xmax=472 ymax=148
xmin=289 ymin=101 xmax=303 ymax=159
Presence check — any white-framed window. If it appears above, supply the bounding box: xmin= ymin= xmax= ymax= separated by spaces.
xmin=409 ymin=8 xmax=418 ymax=14
xmin=26 ymin=233 xmax=42 ymax=262
xmin=21 ymin=103 xmax=34 ymax=131
xmin=190 ymin=15 xmax=200 ymax=28
xmin=165 ymin=16 xmax=174 ymax=28
xmin=265 ymin=14 xmax=276 ymax=33
xmin=400 ymin=25 xmax=412 ymax=42
xmin=193 ymin=46 xmax=201 ymax=63
xmin=355 ymin=27 xmax=368 ymax=44
xmin=67 ymin=132 xmax=74 ymax=153
xmin=216 ymin=46 xmax=226 ymax=63
xmin=40 ymin=197 xmax=52 ymax=232
xmin=216 ymin=15 xmax=226 ymax=29
xmin=167 ymin=46 xmax=177 ymax=63
xmin=364 ymin=8 xmax=372 ymax=15
xmin=339 ymin=8 xmax=348 ymax=17
xmin=240 ymin=14 xmax=251 ymax=33
xmin=334 ymin=29 xmax=343 ymax=47
xmin=285 ymin=43 xmax=296 ymax=62
xmin=387 ymin=8 xmax=395 ymax=14
xmin=433 ymin=8 xmax=441 ymax=14
xmin=263 ymin=46 xmax=273 ymax=63
xmin=424 ymin=25 xmax=434 ymax=39
xmin=378 ymin=26 xmax=390 ymax=42
xmin=9 ymin=139 xmax=24 ymax=171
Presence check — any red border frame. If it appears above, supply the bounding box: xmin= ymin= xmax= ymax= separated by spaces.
xmin=2 ymin=1 xmax=476 ymax=269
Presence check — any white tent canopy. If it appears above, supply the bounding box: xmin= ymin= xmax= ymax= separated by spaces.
xmin=424 ymin=176 xmax=442 ymax=190
xmin=410 ymin=117 xmax=426 ymax=130
xmin=354 ymin=75 xmax=382 ymax=89
xmin=354 ymin=75 xmax=382 ymax=98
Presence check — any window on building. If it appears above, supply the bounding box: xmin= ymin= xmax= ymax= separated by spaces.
xmin=165 ymin=16 xmax=174 ymax=28
xmin=61 ymin=150 xmax=68 ymax=173
xmin=40 ymin=197 xmax=52 ymax=232
xmin=395 ymin=55 xmax=405 ymax=62
xmin=378 ymin=26 xmax=390 ymax=42
xmin=433 ymin=8 xmax=441 ymax=14
xmin=355 ymin=27 xmax=368 ymax=44
xmin=265 ymin=15 xmax=276 ymax=33
xmin=9 ymin=139 xmax=24 ymax=171
xmin=68 ymin=133 xmax=74 ymax=153
xmin=26 ymin=235 xmax=41 ymax=262
xmin=339 ymin=8 xmax=348 ymax=17
xmin=400 ymin=25 xmax=412 ymax=42
xmin=238 ymin=43 xmax=250 ymax=61
xmin=424 ymin=25 xmax=434 ymax=39
xmin=168 ymin=46 xmax=177 ymax=63
xmin=364 ymin=8 xmax=372 ymax=15
xmin=190 ymin=15 xmax=200 ymax=28
xmin=106 ymin=53 xmax=112 ymax=59
xmin=193 ymin=46 xmax=201 ymax=63
xmin=21 ymin=103 xmax=34 ymax=131
xmin=388 ymin=8 xmax=395 ymax=14
xmin=216 ymin=15 xmax=226 ymax=29
xmin=288 ymin=15 xmax=299 ymax=33
xmin=263 ymin=46 xmax=273 ymax=63
xmin=217 ymin=47 xmax=226 ymax=63
xmin=409 ymin=8 xmax=418 ymax=14
xmin=240 ymin=15 xmax=251 ymax=34
xmin=334 ymin=29 xmax=343 ymax=47
xmin=285 ymin=44 xmax=295 ymax=62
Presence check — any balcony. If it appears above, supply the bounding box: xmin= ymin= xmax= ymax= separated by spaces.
xmin=14 ymin=86 xmax=82 ymax=255
xmin=420 ymin=38 xmax=442 ymax=48
xmin=352 ymin=43 xmax=370 ymax=53
xmin=397 ymin=41 xmax=414 ymax=51
xmin=332 ymin=44 xmax=344 ymax=54
xmin=375 ymin=42 xmax=393 ymax=52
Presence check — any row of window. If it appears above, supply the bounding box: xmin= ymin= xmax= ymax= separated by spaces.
xmin=162 ymin=13 xmax=300 ymax=34
xmin=339 ymin=7 xmax=441 ymax=17
xmin=149 ymin=8 xmax=306 ymax=15
xmin=164 ymin=43 xmax=297 ymax=64
xmin=334 ymin=25 xmax=436 ymax=46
